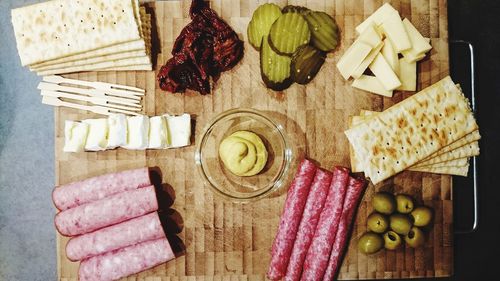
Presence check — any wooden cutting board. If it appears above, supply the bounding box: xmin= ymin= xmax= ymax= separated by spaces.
xmin=55 ymin=0 xmax=452 ymax=280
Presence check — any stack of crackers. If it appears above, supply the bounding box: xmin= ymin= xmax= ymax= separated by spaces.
xmin=11 ymin=0 xmax=152 ymax=76
xmin=345 ymin=76 xmax=480 ymax=185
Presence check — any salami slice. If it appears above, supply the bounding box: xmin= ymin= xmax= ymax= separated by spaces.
xmin=52 ymin=167 xmax=151 ymax=211
xmin=55 ymin=186 xmax=158 ymax=236
xmin=285 ymin=169 xmax=333 ymax=281
xmin=322 ymin=175 xmax=367 ymax=281
xmin=78 ymin=237 xmax=175 ymax=281
xmin=301 ymin=166 xmax=350 ymax=281
xmin=267 ymin=159 xmax=318 ymax=280
xmin=66 ymin=212 xmax=165 ymax=261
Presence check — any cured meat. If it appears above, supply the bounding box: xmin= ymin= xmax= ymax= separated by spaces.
xmin=55 ymin=186 xmax=158 ymax=236
xmin=66 ymin=212 xmax=164 ymax=261
xmin=78 ymin=237 xmax=175 ymax=281
xmin=322 ymin=175 xmax=367 ymax=281
xmin=285 ymin=169 xmax=333 ymax=281
xmin=52 ymin=167 xmax=151 ymax=211
xmin=301 ymin=167 xmax=350 ymax=281
xmin=267 ymin=159 xmax=318 ymax=280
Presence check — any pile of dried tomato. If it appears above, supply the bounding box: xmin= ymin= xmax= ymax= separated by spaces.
xmin=157 ymin=0 xmax=244 ymax=95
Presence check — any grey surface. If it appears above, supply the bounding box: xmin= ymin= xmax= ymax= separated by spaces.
xmin=0 ymin=1 xmax=56 ymax=280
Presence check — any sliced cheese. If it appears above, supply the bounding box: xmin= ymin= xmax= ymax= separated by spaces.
xmin=380 ymin=13 xmax=411 ymax=53
xmin=337 ymin=41 xmax=373 ymax=80
xmin=402 ymin=47 xmax=427 ymax=62
xmin=381 ymin=38 xmax=399 ymax=75
xmin=166 ymin=114 xmax=191 ymax=148
xmin=397 ymin=58 xmax=417 ymax=91
xmin=402 ymin=18 xmax=432 ymax=54
xmin=148 ymin=116 xmax=169 ymax=149
xmin=352 ymin=75 xmax=393 ymax=97
xmin=357 ymin=24 xmax=383 ymax=47
xmin=352 ymin=42 xmax=384 ymax=79
xmin=107 ymin=114 xmax=127 ymax=149
xmin=124 ymin=115 xmax=149 ymax=150
xmin=369 ymin=53 xmax=401 ymax=90
xmin=83 ymin=119 xmax=108 ymax=151
xmin=63 ymin=121 xmax=89 ymax=153
xmin=355 ymin=3 xmax=399 ymax=34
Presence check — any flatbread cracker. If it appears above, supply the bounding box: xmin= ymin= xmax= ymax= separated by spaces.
xmin=409 ymin=165 xmax=469 ymax=177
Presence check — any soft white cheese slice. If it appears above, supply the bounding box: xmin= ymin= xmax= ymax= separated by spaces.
xmin=397 ymin=57 xmax=417 ymax=91
xmin=148 ymin=116 xmax=169 ymax=149
xmin=107 ymin=114 xmax=127 ymax=149
xmin=355 ymin=3 xmax=399 ymax=34
xmin=352 ymin=41 xmax=384 ymax=79
xmin=165 ymin=114 xmax=191 ymax=148
xmin=63 ymin=121 xmax=89 ymax=153
xmin=402 ymin=18 xmax=432 ymax=55
xmin=380 ymin=13 xmax=411 ymax=53
xmin=124 ymin=115 xmax=149 ymax=150
xmin=82 ymin=119 xmax=109 ymax=151
xmin=352 ymin=75 xmax=393 ymax=97
xmin=381 ymin=38 xmax=399 ymax=75
xmin=369 ymin=53 xmax=402 ymax=91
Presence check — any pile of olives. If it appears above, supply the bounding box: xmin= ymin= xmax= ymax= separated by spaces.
xmin=358 ymin=192 xmax=433 ymax=255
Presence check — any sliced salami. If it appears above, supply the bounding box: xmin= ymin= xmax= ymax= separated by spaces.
xmin=66 ymin=212 xmax=165 ymax=261
xmin=322 ymin=175 xmax=367 ymax=281
xmin=301 ymin=166 xmax=350 ymax=281
xmin=55 ymin=185 xmax=158 ymax=236
xmin=267 ymin=159 xmax=318 ymax=280
xmin=78 ymin=237 xmax=175 ymax=281
xmin=52 ymin=167 xmax=151 ymax=211
xmin=285 ymin=169 xmax=333 ymax=281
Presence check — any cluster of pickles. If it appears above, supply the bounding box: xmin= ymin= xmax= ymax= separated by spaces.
xmin=247 ymin=4 xmax=339 ymax=91
xmin=358 ymin=192 xmax=434 ymax=255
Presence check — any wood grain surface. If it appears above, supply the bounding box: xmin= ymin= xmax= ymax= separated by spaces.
xmin=55 ymin=0 xmax=452 ymax=280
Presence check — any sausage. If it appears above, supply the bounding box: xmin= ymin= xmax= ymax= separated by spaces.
xmin=285 ymin=169 xmax=333 ymax=281
xmin=78 ymin=237 xmax=175 ymax=281
xmin=322 ymin=175 xmax=367 ymax=281
xmin=267 ymin=159 xmax=318 ymax=280
xmin=66 ymin=212 xmax=165 ymax=261
xmin=301 ymin=167 xmax=350 ymax=281
xmin=55 ymin=186 xmax=158 ymax=236
xmin=52 ymin=167 xmax=151 ymax=211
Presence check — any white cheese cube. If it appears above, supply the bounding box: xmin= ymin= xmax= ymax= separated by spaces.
xmin=352 ymin=75 xmax=393 ymax=97
xmin=381 ymin=38 xmax=399 ymax=75
xmin=352 ymin=42 xmax=384 ymax=79
xmin=124 ymin=115 xmax=149 ymax=150
xmin=337 ymin=41 xmax=372 ymax=80
xmin=63 ymin=121 xmax=89 ymax=153
xmin=397 ymin=58 xmax=417 ymax=91
xmin=356 ymin=3 xmax=400 ymax=34
xmin=82 ymin=119 xmax=108 ymax=151
xmin=380 ymin=13 xmax=411 ymax=53
xmin=369 ymin=53 xmax=401 ymax=91
xmin=165 ymin=114 xmax=191 ymax=148
xmin=107 ymin=114 xmax=127 ymax=149
xmin=148 ymin=116 xmax=169 ymax=149
xmin=402 ymin=18 xmax=432 ymax=55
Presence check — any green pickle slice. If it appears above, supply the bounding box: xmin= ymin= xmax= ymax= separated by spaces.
xmin=304 ymin=11 xmax=339 ymax=52
xmin=291 ymin=45 xmax=326 ymax=84
xmin=260 ymin=35 xmax=293 ymax=91
xmin=282 ymin=5 xmax=310 ymax=14
xmin=247 ymin=3 xmax=282 ymax=50
xmin=269 ymin=12 xmax=311 ymax=55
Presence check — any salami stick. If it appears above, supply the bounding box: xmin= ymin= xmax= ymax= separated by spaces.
xmin=267 ymin=159 xmax=318 ymax=280
xmin=322 ymin=176 xmax=367 ymax=281
xmin=285 ymin=169 xmax=333 ymax=281
xmin=301 ymin=167 xmax=350 ymax=281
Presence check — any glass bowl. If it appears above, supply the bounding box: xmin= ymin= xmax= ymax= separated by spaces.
xmin=195 ymin=108 xmax=292 ymax=201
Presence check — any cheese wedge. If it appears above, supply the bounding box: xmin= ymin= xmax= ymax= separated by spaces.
xmin=83 ymin=119 xmax=108 ymax=151
xmin=124 ymin=115 xmax=149 ymax=150
xmin=355 ymin=3 xmax=399 ymax=34
xmin=402 ymin=18 xmax=432 ymax=55
xmin=381 ymin=38 xmax=399 ymax=75
xmin=107 ymin=114 xmax=127 ymax=149
xmin=352 ymin=42 xmax=384 ymax=79
xmin=397 ymin=58 xmax=417 ymax=91
xmin=166 ymin=114 xmax=191 ymax=148
xmin=380 ymin=13 xmax=411 ymax=53
xmin=369 ymin=53 xmax=401 ymax=90
xmin=149 ymin=116 xmax=169 ymax=149
xmin=352 ymin=75 xmax=393 ymax=97
xmin=63 ymin=121 xmax=89 ymax=153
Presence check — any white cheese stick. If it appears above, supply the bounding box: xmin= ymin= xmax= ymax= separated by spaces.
xmin=148 ymin=116 xmax=169 ymax=149
xmin=337 ymin=41 xmax=373 ymax=80
xmin=380 ymin=13 xmax=411 ymax=53
xmin=352 ymin=42 xmax=384 ymax=79
xmin=83 ymin=119 xmax=108 ymax=151
xmin=369 ymin=53 xmax=401 ymax=91
xmin=107 ymin=114 xmax=127 ymax=149
xmin=124 ymin=115 xmax=149 ymax=150
xmin=355 ymin=3 xmax=399 ymax=34
xmin=402 ymin=18 xmax=432 ymax=55
xmin=352 ymin=75 xmax=393 ymax=97
xmin=397 ymin=58 xmax=417 ymax=91
xmin=165 ymin=114 xmax=191 ymax=148
xmin=381 ymin=38 xmax=399 ymax=76
xmin=63 ymin=121 xmax=89 ymax=153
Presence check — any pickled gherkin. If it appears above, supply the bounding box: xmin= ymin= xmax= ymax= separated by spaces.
xmin=291 ymin=45 xmax=326 ymax=84
xmin=247 ymin=3 xmax=282 ymax=50
xmin=269 ymin=12 xmax=311 ymax=55
xmin=282 ymin=5 xmax=310 ymax=14
xmin=304 ymin=11 xmax=339 ymax=52
xmin=260 ymin=35 xmax=293 ymax=91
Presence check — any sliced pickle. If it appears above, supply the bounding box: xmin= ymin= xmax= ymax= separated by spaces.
xmin=269 ymin=12 xmax=311 ymax=55
xmin=291 ymin=45 xmax=326 ymax=84
xmin=247 ymin=3 xmax=282 ymax=50
xmin=282 ymin=5 xmax=310 ymax=14
xmin=304 ymin=11 xmax=339 ymax=52
xmin=260 ymin=35 xmax=293 ymax=91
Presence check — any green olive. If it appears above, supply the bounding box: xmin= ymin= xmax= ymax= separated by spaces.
xmin=367 ymin=212 xmax=389 ymax=233
xmin=372 ymin=192 xmax=396 ymax=215
xmin=395 ymin=194 xmax=414 ymax=214
xmin=405 ymin=226 xmax=425 ymax=248
xmin=390 ymin=213 xmax=413 ymax=235
xmin=411 ymin=206 xmax=433 ymax=227
xmin=383 ymin=230 xmax=402 ymax=250
xmin=358 ymin=232 xmax=384 ymax=255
